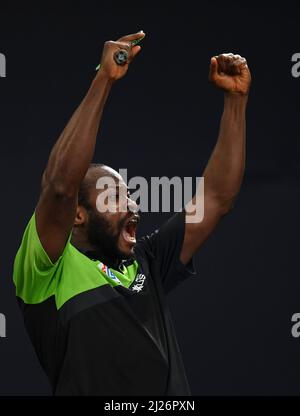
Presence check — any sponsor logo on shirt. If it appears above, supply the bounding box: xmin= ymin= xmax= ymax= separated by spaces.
xmin=98 ymin=262 xmax=146 ymax=292
xmin=131 ymin=273 xmax=146 ymax=293
xmin=98 ymin=262 xmax=122 ymax=285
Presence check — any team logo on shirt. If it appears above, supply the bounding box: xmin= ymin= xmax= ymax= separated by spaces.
xmin=98 ymin=262 xmax=122 ymax=285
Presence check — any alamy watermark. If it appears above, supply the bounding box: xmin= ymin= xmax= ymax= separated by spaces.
xmin=0 ymin=313 xmax=6 ymax=338
xmin=291 ymin=313 xmax=300 ymax=338
xmin=0 ymin=53 xmax=6 ymax=78
xmin=95 ymin=169 xmax=205 ymax=224
xmin=291 ymin=53 xmax=300 ymax=78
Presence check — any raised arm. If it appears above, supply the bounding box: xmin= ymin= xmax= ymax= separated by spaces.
xmin=180 ymin=53 xmax=252 ymax=264
xmin=36 ymin=31 xmax=145 ymax=263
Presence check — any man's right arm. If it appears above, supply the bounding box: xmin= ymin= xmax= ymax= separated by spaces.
xmin=35 ymin=31 xmax=145 ymax=263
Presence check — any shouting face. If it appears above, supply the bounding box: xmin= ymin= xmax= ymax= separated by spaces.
xmin=74 ymin=165 xmax=140 ymax=265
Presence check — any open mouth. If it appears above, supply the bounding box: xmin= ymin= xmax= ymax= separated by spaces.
xmin=122 ymin=215 xmax=140 ymax=245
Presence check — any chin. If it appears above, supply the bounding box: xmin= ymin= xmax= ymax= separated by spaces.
xmin=118 ymin=242 xmax=136 ymax=259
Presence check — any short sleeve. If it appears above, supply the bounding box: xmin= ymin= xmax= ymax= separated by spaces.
xmin=136 ymin=209 xmax=198 ymax=293
xmin=13 ymin=213 xmax=71 ymax=304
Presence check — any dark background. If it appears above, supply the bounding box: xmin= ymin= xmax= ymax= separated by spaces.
xmin=0 ymin=1 xmax=300 ymax=395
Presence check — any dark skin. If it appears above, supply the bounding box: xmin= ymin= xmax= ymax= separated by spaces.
xmin=35 ymin=33 xmax=251 ymax=268
xmin=72 ymin=166 xmax=139 ymax=268
xmin=181 ymin=53 xmax=251 ymax=263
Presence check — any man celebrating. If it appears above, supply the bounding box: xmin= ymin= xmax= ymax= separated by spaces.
xmin=13 ymin=31 xmax=251 ymax=395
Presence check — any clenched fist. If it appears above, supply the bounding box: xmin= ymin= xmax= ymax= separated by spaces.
xmin=209 ymin=53 xmax=251 ymax=95
xmin=97 ymin=31 xmax=145 ymax=81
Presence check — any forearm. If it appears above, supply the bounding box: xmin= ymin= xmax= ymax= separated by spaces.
xmin=42 ymin=71 xmax=113 ymax=195
xmin=203 ymin=92 xmax=248 ymax=211
xmin=181 ymin=54 xmax=250 ymax=264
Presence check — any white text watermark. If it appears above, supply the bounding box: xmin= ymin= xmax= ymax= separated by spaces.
xmin=0 ymin=53 xmax=6 ymax=78
xmin=95 ymin=169 xmax=204 ymax=224
xmin=0 ymin=313 xmax=6 ymax=338
xmin=291 ymin=53 xmax=300 ymax=78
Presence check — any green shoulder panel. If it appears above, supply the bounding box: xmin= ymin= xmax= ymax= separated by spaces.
xmin=13 ymin=213 xmax=139 ymax=310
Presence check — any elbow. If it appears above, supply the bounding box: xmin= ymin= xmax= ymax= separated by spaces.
xmin=217 ymin=195 xmax=238 ymax=216
xmin=208 ymin=192 xmax=238 ymax=217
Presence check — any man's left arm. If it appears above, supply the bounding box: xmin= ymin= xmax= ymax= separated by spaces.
xmin=180 ymin=53 xmax=252 ymax=265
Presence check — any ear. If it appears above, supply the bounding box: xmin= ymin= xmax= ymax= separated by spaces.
xmin=74 ymin=205 xmax=88 ymax=226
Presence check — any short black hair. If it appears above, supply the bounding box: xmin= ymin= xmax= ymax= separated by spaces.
xmin=78 ymin=163 xmax=105 ymax=209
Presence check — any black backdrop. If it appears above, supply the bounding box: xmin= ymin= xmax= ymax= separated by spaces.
xmin=1 ymin=2 xmax=300 ymax=395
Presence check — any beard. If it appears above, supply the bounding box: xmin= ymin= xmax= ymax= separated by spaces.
xmin=86 ymin=209 xmax=133 ymax=266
